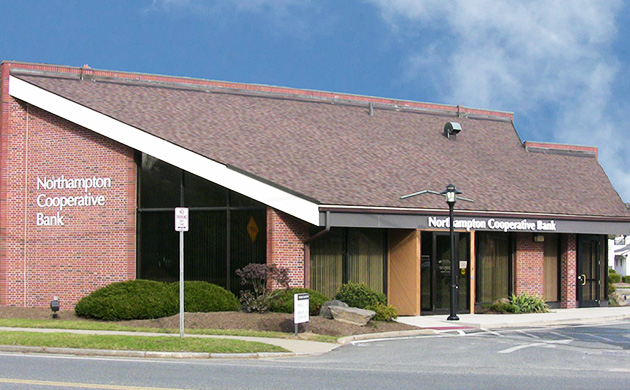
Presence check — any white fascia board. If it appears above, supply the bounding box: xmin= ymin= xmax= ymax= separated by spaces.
xmin=9 ymin=76 xmax=320 ymax=225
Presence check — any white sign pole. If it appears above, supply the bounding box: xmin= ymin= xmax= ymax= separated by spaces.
xmin=175 ymin=207 xmax=189 ymax=339
xmin=179 ymin=229 xmax=184 ymax=338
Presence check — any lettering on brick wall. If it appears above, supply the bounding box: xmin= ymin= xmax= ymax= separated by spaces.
xmin=35 ymin=175 xmax=112 ymax=226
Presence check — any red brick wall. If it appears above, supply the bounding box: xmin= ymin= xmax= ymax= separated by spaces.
xmin=560 ymin=234 xmax=577 ymax=308
xmin=514 ymin=233 xmax=545 ymax=297
xmin=0 ymin=94 xmax=136 ymax=309
xmin=266 ymin=208 xmax=309 ymax=289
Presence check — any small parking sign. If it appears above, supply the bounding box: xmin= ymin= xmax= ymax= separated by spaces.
xmin=175 ymin=207 xmax=189 ymax=232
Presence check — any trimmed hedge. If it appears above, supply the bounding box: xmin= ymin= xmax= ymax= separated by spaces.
xmin=269 ymin=288 xmax=329 ymax=316
xmin=609 ymin=272 xmax=621 ymax=283
xmin=169 ymin=281 xmax=240 ymax=312
xmin=75 ymin=280 xmax=178 ymax=321
xmin=75 ymin=280 xmax=240 ymax=321
xmin=333 ymin=283 xmax=386 ymax=309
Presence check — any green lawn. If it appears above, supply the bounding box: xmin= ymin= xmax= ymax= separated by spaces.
xmin=0 ymin=331 xmax=287 ymax=354
xmin=0 ymin=318 xmax=337 ymax=343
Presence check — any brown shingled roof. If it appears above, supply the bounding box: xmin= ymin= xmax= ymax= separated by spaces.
xmin=11 ymin=70 xmax=630 ymax=219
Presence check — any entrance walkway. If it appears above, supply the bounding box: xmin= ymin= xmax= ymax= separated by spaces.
xmin=395 ymin=306 xmax=630 ymax=330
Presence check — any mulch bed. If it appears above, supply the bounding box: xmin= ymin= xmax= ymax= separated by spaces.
xmin=0 ymin=306 xmax=419 ymax=338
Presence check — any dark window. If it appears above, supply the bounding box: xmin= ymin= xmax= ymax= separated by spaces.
xmin=476 ymin=232 xmax=511 ymax=303
xmin=137 ymin=153 xmax=266 ymax=295
xmin=310 ymin=227 xmax=386 ymax=299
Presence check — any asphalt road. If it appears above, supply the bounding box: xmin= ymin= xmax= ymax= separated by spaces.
xmin=0 ymin=320 xmax=629 ymax=389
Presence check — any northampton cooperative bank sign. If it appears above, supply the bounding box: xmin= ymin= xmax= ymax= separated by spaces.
xmin=428 ymin=216 xmax=557 ymax=232
xmin=34 ymin=175 xmax=112 ymax=226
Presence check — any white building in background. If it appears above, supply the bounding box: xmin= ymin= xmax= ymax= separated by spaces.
xmin=609 ymin=235 xmax=630 ymax=276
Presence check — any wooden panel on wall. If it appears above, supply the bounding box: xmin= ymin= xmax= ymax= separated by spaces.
xmin=388 ymin=229 xmax=420 ymax=315
xmin=469 ymin=230 xmax=476 ymax=314
xmin=543 ymin=234 xmax=559 ymax=301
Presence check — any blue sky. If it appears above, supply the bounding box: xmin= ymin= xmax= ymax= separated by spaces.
xmin=2 ymin=0 xmax=629 ymax=202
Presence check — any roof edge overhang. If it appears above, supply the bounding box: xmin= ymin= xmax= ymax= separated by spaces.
xmin=9 ymin=75 xmax=321 ymax=225
xmin=319 ymin=205 xmax=630 ymax=235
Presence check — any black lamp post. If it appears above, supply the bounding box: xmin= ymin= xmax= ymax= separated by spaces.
xmin=441 ymin=184 xmax=461 ymax=321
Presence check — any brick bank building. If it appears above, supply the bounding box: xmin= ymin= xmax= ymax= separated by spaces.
xmin=1 ymin=61 xmax=629 ymax=314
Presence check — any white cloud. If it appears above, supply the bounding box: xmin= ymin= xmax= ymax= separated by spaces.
xmin=369 ymin=0 xmax=630 ymax=201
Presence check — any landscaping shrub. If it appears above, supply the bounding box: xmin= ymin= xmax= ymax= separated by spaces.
xmin=609 ymin=282 xmax=616 ymax=295
xmin=623 ymin=276 xmax=630 ymax=284
xmin=333 ymin=282 xmax=386 ymax=309
xmin=365 ymin=303 xmax=398 ymax=321
xmin=235 ymin=263 xmax=290 ymax=313
xmin=608 ymin=271 xmax=621 ymax=283
xmin=268 ymin=288 xmax=328 ymax=316
xmin=484 ymin=300 xmax=516 ymax=314
xmin=169 ymin=281 xmax=240 ymax=312
xmin=75 ymin=280 xmax=178 ymax=321
xmin=509 ymin=293 xmax=549 ymax=314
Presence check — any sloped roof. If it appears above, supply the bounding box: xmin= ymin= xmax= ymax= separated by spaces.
xmin=8 ymin=66 xmax=630 ymax=220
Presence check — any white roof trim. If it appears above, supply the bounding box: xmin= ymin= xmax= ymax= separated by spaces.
xmin=9 ymin=75 xmax=320 ymax=225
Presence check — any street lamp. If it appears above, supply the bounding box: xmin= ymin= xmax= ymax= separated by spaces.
xmin=441 ymin=184 xmax=461 ymax=321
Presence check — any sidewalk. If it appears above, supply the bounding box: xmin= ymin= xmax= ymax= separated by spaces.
xmin=395 ymin=306 xmax=630 ymax=330
xmin=1 ymin=306 xmax=629 ymax=359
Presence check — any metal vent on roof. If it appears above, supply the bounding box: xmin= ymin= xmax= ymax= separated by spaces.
xmin=444 ymin=122 xmax=462 ymax=139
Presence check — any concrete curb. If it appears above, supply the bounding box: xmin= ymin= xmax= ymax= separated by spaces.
xmin=337 ymin=329 xmax=438 ymax=345
xmin=0 ymin=344 xmax=300 ymax=359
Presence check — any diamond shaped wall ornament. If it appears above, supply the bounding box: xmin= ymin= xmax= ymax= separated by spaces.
xmin=247 ymin=216 xmax=259 ymax=242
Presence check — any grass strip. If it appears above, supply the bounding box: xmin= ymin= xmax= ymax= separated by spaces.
xmin=0 ymin=331 xmax=287 ymax=353
xmin=0 ymin=318 xmax=337 ymax=343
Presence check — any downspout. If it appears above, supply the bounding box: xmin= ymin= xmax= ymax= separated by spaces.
xmin=303 ymin=211 xmax=331 ymax=289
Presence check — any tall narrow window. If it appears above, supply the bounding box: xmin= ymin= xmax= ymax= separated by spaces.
xmin=310 ymin=228 xmax=386 ymax=299
xmin=310 ymin=229 xmax=344 ymax=299
xmin=477 ymin=232 xmax=511 ymax=303
xmin=543 ymin=234 xmax=559 ymax=302
xmin=347 ymin=229 xmax=385 ymax=293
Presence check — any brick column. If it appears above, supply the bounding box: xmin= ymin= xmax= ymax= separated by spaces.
xmin=514 ymin=233 xmax=545 ymax=297
xmin=266 ymin=208 xmax=310 ymax=289
xmin=560 ymin=234 xmax=577 ymax=308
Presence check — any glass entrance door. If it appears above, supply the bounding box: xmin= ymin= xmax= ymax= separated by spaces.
xmin=577 ymin=235 xmax=601 ymax=307
xmin=421 ymin=232 xmax=470 ymax=313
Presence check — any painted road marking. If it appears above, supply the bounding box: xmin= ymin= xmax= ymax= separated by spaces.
xmin=498 ymin=339 xmax=572 ymax=354
xmin=0 ymin=378 xmax=190 ymax=390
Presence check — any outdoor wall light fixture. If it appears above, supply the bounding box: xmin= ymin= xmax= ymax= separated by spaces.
xmin=533 ymin=234 xmax=545 ymax=243
xmin=50 ymin=296 xmax=60 ymax=319
xmin=444 ymin=122 xmax=462 ymax=139
xmin=441 ymin=184 xmax=462 ymax=321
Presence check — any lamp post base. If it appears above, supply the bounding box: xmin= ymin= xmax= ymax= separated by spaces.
xmin=447 ymin=315 xmax=459 ymax=321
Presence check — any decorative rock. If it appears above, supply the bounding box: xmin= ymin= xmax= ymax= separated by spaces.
xmin=320 ymin=300 xmax=349 ymax=319
xmin=329 ymin=306 xmax=375 ymax=326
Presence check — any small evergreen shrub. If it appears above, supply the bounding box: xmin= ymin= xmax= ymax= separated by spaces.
xmin=509 ymin=293 xmax=549 ymax=314
xmin=608 ymin=271 xmax=621 ymax=283
xmin=269 ymin=288 xmax=329 ymax=315
xmin=484 ymin=301 xmax=516 ymax=314
xmin=366 ymin=303 xmax=398 ymax=321
xmin=75 ymin=280 xmax=178 ymax=321
xmin=334 ymin=282 xmax=386 ymax=309
xmin=169 ymin=281 xmax=240 ymax=312
xmin=623 ymin=276 xmax=630 ymax=284
xmin=609 ymin=282 xmax=616 ymax=294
